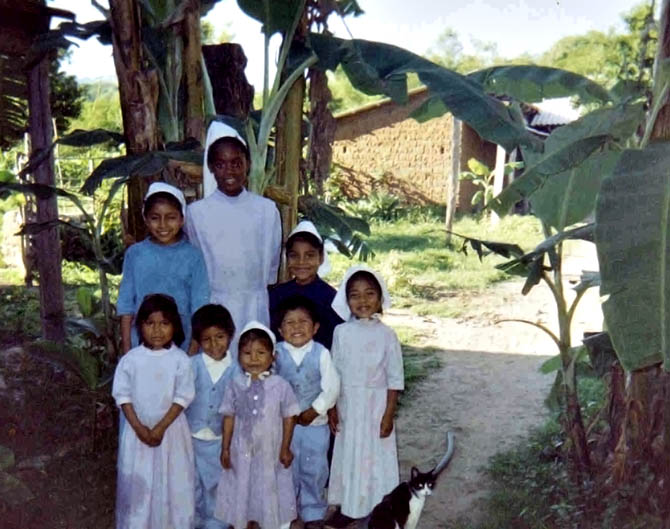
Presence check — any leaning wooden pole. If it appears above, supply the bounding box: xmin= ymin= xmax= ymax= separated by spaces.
xmin=28 ymin=54 xmax=65 ymax=342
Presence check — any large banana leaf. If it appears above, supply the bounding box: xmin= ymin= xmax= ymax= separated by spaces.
xmin=468 ymin=65 xmax=611 ymax=104
xmin=531 ymin=151 xmax=621 ymax=230
xmin=595 ymin=143 xmax=670 ymax=371
xmin=237 ymin=0 xmax=304 ymax=36
xmin=490 ymin=103 xmax=645 ymax=217
xmin=306 ymin=34 xmax=541 ymax=153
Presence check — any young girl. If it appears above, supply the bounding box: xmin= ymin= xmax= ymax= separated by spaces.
xmin=214 ymin=321 xmax=300 ymax=529
xmin=118 ymin=182 xmax=210 ymax=354
xmin=327 ymin=266 xmax=405 ymax=524
xmin=112 ymin=294 xmax=196 ymax=529
xmin=186 ymin=122 xmax=282 ymax=343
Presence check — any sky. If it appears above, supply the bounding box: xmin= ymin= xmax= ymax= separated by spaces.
xmin=47 ymin=0 xmax=645 ymax=88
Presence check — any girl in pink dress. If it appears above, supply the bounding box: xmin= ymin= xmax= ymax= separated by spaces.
xmin=215 ymin=322 xmax=300 ymax=529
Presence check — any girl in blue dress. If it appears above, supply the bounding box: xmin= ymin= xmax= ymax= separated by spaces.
xmin=118 ymin=182 xmax=210 ymax=354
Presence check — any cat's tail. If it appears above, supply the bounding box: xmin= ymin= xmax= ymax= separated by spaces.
xmin=433 ymin=431 xmax=455 ymax=477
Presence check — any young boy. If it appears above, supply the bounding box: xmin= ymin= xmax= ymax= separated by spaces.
xmin=185 ymin=304 xmax=237 ymax=529
xmin=269 ymin=220 xmax=343 ymax=349
xmin=274 ymin=295 xmax=340 ymax=529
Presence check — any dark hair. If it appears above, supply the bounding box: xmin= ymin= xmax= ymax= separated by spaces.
xmin=238 ymin=328 xmax=274 ymax=355
xmin=143 ymin=192 xmax=184 ymax=218
xmin=191 ymin=304 xmax=235 ymax=342
xmin=136 ymin=293 xmax=185 ymax=347
xmin=207 ymin=136 xmax=251 ymax=166
xmin=346 ymin=270 xmax=384 ymax=314
xmin=277 ymin=295 xmax=320 ymax=326
xmin=286 ymin=232 xmax=324 ymax=254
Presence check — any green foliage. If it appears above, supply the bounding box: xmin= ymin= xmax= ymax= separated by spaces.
xmin=595 ymin=143 xmax=670 ymax=371
xmin=469 ymin=65 xmax=611 ymax=104
xmin=425 ymin=28 xmax=501 ymax=74
xmin=339 ymin=191 xmax=400 ymax=221
xmin=459 ymin=158 xmax=523 ymax=209
xmin=0 ymin=49 xmax=85 ymax=149
xmin=308 ymin=34 xmax=541 ymax=153
xmin=0 ymin=445 xmax=34 ymax=507
xmin=539 ymin=2 xmax=656 ymax=91
xmin=324 ymin=214 xmax=543 ymax=318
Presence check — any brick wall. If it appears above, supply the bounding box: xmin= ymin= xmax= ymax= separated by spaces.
xmin=332 ymin=88 xmax=495 ymax=210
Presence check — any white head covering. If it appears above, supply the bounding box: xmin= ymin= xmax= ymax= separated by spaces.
xmin=239 ymin=320 xmax=277 ymax=350
xmin=203 ymin=121 xmax=248 ymax=197
xmin=331 ymin=265 xmax=392 ymax=321
xmin=238 ymin=320 xmax=276 ymax=384
xmin=287 ymin=220 xmax=331 ymax=277
xmin=144 ymin=182 xmax=187 ymax=216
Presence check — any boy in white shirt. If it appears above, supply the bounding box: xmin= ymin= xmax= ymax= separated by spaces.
xmin=273 ymin=295 xmax=339 ymax=529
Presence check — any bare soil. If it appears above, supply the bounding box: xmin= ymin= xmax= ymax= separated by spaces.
xmin=388 ymin=278 xmax=603 ymax=528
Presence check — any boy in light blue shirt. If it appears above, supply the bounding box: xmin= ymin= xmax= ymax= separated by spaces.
xmin=186 ymin=304 xmax=237 ymax=529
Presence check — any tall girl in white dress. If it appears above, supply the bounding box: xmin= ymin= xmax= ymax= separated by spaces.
xmin=327 ymin=266 xmax=405 ymax=522
xmin=112 ymin=294 xmax=196 ymax=529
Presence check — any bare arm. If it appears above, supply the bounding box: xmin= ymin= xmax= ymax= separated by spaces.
xmin=279 ymin=415 xmax=296 ymax=468
xmin=380 ymin=390 xmax=398 ymax=438
xmin=120 ymin=315 xmax=133 ymax=355
xmin=221 ymin=415 xmax=235 ymax=469
xmin=121 ymin=403 xmax=157 ymax=446
xmin=149 ymin=403 xmax=184 ymax=444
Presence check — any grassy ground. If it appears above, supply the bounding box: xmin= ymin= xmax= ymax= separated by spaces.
xmin=324 ymin=213 xmax=543 ymax=317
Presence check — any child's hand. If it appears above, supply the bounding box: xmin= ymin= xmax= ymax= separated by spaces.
xmin=380 ymin=414 xmax=394 ymax=438
xmin=279 ymin=446 xmax=293 ymax=468
xmin=297 ymin=407 xmax=318 ymax=427
xmin=135 ymin=424 xmax=158 ymax=446
xmin=221 ymin=448 xmax=232 ymax=469
xmin=327 ymin=407 xmax=339 ymax=435
xmin=149 ymin=424 xmax=167 ymax=445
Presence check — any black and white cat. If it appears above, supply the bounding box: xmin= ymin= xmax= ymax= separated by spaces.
xmin=361 ymin=432 xmax=455 ymax=529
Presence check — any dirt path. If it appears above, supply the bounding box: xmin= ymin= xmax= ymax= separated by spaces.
xmin=386 ymin=278 xmax=603 ymax=528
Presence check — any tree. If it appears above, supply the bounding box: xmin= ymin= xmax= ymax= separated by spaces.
xmin=426 ymin=27 xmax=502 ymax=74
xmin=0 ymin=49 xmax=84 ymax=149
xmin=539 ymin=2 xmax=657 ymax=89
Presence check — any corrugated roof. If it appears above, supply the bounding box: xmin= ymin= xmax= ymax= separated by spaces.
xmin=530 ymin=97 xmax=580 ymax=127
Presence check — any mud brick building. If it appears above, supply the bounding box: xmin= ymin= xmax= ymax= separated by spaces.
xmin=332 ymin=87 xmax=497 ymax=211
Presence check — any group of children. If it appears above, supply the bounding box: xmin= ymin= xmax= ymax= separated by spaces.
xmin=111 ymin=123 xmax=405 ymax=529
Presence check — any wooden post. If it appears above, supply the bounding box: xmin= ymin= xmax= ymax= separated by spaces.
xmin=275 ymin=75 xmax=305 ymax=280
xmin=445 ymin=118 xmax=461 ymax=244
xmin=490 ymin=144 xmax=506 ymax=226
xmin=28 ymin=55 xmax=65 ymax=342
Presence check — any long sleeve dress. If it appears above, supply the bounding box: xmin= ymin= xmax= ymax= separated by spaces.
xmin=112 ymin=344 xmax=196 ymax=529
xmin=117 ymin=237 xmax=210 ymax=349
xmin=185 ymin=189 xmax=281 ymax=341
xmin=214 ymin=373 xmax=300 ymax=529
xmin=327 ymin=318 xmax=405 ymax=518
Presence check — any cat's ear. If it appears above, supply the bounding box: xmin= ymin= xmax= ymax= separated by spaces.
xmin=411 ymin=466 xmax=419 ymax=480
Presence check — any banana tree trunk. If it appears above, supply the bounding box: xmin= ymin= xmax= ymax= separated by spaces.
xmin=108 ymin=0 xmax=159 ymax=242
xmin=182 ymin=0 xmax=204 ymax=142
xmin=605 ymin=0 xmax=670 ymax=494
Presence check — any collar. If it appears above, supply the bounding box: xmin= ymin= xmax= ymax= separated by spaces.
xmin=213 ymin=188 xmax=247 ymax=202
xmin=202 ymin=352 xmax=230 ymax=367
xmin=244 ymin=370 xmax=271 ymax=387
xmin=282 ymin=340 xmax=314 ymax=356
